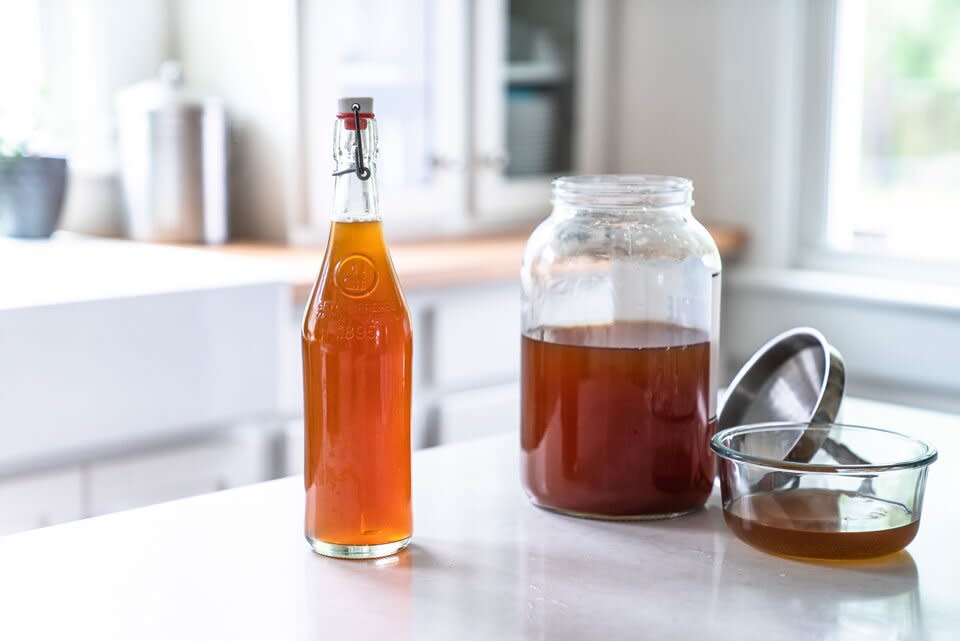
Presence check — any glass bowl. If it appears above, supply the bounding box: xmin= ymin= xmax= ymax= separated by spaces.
xmin=710 ymin=422 xmax=938 ymax=560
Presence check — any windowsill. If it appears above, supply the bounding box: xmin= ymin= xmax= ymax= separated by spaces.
xmin=723 ymin=265 xmax=960 ymax=413
xmin=727 ymin=267 xmax=960 ymax=316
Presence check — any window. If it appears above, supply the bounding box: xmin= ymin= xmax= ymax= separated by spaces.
xmin=825 ymin=0 xmax=960 ymax=264
xmin=0 ymin=2 xmax=45 ymax=154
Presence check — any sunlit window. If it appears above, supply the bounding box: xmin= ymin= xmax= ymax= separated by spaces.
xmin=0 ymin=1 xmax=44 ymax=154
xmin=827 ymin=0 xmax=960 ymax=262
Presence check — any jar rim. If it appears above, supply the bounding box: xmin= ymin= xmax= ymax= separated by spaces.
xmin=553 ymin=174 xmax=693 ymax=209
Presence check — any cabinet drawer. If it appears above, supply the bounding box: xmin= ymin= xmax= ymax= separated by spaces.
xmin=88 ymin=430 xmax=267 ymax=516
xmin=0 ymin=468 xmax=84 ymax=535
xmin=433 ymin=284 xmax=520 ymax=389
xmin=437 ymin=383 xmax=520 ymax=445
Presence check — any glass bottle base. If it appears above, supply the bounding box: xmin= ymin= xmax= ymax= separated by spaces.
xmin=306 ymin=535 xmax=411 ymax=559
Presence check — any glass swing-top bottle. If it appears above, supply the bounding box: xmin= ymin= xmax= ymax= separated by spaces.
xmin=301 ymin=97 xmax=413 ymax=559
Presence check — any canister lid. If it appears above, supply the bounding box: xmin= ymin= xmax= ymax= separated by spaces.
xmin=338 ymin=97 xmax=374 ymax=114
xmin=718 ymin=327 xmax=846 ymax=462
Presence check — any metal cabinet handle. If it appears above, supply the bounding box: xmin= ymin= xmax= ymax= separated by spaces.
xmin=429 ymin=154 xmax=510 ymax=171
xmin=474 ymin=153 xmax=509 ymax=170
xmin=429 ymin=155 xmax=467 ymax=171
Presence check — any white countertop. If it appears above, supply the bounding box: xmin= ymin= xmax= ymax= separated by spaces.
xmin=0 ymin=234 xmax=284 ymax=310
xmin=1 ymin=398 xmax=957 ymax=640
xmin=0 ymin=234 xmax=288 ymax=470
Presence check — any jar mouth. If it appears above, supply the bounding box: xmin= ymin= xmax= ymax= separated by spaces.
xmin=553 ymin=174 xmax=693 ymax=210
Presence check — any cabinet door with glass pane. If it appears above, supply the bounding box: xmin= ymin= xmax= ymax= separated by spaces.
xmin=301 ymin=0 xmax=468 ymax=237
xmin=473 ymin=0 xmax=612 ymax=223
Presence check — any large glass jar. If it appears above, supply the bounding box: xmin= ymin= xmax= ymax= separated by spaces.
xmin=521 ymin=175 xmax=721 ymax=519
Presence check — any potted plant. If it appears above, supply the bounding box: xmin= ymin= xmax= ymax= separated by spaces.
xmin=0 ymin=101 xmax=67 ymax=238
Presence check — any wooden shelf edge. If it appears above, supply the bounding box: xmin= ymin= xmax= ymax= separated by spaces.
xmin=198 ymin=222 xmax=748 ymax=300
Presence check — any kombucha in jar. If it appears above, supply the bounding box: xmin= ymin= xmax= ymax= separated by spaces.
xmin=301 ymin=98 xmax=412 ymax=559
xmin=520 ymin=175 xmax=722 ymax=520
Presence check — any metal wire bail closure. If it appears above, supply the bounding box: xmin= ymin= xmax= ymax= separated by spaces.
xmin=351 ymin=103 xmax=371 ymax=181
xmin=333 ymin=103 xmax=371 ymax=181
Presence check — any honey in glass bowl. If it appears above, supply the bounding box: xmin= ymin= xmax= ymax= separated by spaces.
xmin=711 ymin=423 xmax=937 ymax=560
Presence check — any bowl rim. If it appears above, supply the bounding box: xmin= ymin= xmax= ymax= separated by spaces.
xmin=710 ymin=421 xmax=939 ymax=473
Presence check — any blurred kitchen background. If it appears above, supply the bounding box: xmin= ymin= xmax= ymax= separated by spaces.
xmin=1 ymin=0 xmax=958 ymax=534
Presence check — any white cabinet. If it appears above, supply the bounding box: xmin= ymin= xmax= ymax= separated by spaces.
xmin=428 ymin=283 xmax=522 ymax=444
xmin=0 ymin=429 xmax=271 ymax=534
xmin=0 ymin=469 xmax=84 ymax=535
xmin=299 ymin=0 xmax=613 ymax=237
xmin=87 ymin=431 xmax=268 ymax=516
xmin=301 ymin=0 xmax=469 ymax=236
xmin=437 ymin=383 xmax=520 ymax=445
xmin=433 ymin=284 xmax=521 ymax=389
xmin=472 ymin=0 xmax=613 ymax=221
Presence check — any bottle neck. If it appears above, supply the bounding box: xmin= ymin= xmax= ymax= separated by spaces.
xmin=332 ymin=113 xmax=380 ymax=222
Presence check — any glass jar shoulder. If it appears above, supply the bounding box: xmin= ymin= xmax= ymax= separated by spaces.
xmin=523 ymin=209 xmax=721 ymax=271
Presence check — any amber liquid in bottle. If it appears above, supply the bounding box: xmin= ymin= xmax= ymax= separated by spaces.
xmin=302 ymin=103 xmax=412 ymax=558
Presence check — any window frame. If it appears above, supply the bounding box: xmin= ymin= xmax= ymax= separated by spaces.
xmin=795 ymin=0 xmax=960 ymax=286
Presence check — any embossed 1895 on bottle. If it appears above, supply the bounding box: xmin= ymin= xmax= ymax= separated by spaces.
xmin=302 ymin=97 xmax=412 ymax=559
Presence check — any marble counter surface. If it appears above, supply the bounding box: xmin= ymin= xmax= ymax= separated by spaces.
xmin=0 ymin=234 xmax=283 ymax=310
xmin=0 ymin=398 xmax=956 ymax=640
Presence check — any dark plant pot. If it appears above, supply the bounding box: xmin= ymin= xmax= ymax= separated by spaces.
xmin=0 ymin=156 xmax=68 ymax=238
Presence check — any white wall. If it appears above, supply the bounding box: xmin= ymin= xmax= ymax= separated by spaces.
xmin=45 ymin=0 xmax=174 ymax=236
xmin=175 ymin=0 xmax=301 ymax=241
xmin=611 ymin=0 xmax=807 ymax=383
xmin=611 ymin=0 xmax=960 ymax=412
xmin=40 ymin=0 xmax=301 ymax=241
xmin=613 ymin=0 xmax=805 ymax=269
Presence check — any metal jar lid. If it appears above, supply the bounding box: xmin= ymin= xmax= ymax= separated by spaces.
xmin=718 ymin=327 xmax=846 ymax=463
